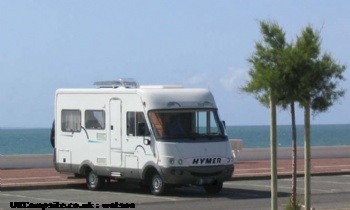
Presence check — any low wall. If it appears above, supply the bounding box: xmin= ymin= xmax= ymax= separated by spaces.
xmin=0 ymin=154 xmax=53 ymax=169
xmin=1 ymin=146 xmax=350 ymax=169
xmin=235 ymin=146 xmax=350 ymax=161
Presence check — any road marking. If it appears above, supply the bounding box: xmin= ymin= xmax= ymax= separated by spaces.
xmin=69 ymin=189 xmax=178 ymax=202
xmin=234 ymin=171 xmax=292 ymax=176
xmin=314 ymin=165 xmax=350 ymax=168
xmin=226 ymin=182 xmax=270 ymax=188
xmin=231 ymin=182 xmax=299 ymax=191
xmin=3 ymin=176 xmax=61 ymax=181
xmin=313 ymin=180 xmax=350 ymax=185
xmin=0 ymin=193 xmax=84 ymax=205
xmin=297 ymin=178 xmax=350 ymax=185
xmin=226 ymin=181 xmax=330 ymax=193
xmin=330 ymin=189 xmax=350 ymax=193
xmin=2 ymin=180 xmax=82 ymax=187
xmin=115 ymin=192 xmax=178 ymax=201
xmin=236 ymin=167 xmax=285 ymax=172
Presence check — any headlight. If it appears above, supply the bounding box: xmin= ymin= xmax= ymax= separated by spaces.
xmin=178 ymin=159 xmax=183 ymax=165
xmin=169 ymin=158 xmax=175 ymax=165
xmin=227 ymin=156 xmax=234 ymax=163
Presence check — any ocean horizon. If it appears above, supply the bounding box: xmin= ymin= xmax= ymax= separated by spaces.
xmin=1 ymin=124 xmax=349 ymax=155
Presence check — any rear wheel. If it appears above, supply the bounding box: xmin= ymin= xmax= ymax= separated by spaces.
xmin=149 ymin=172 xmax=168 ymax=195
xmin=204 ymin=182 xmax=223 ymax=194
xmin=86 ymin=170 xmax=105 ymax=190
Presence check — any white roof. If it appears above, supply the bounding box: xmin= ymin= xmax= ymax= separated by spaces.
xmin=138 ymin=87 xmax=216 ymax=110
xmin=56 ymin=85 xmax=217 ymax=110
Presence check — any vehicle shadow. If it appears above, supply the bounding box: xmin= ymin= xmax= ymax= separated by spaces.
xmin=1 ymin=180 xmax=290 ymax=200
xmin=85 ymin=180 xmax=290 ymax=200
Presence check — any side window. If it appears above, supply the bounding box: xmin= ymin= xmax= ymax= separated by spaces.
xmin=61 ymin=110 xmax=81 ymax=132
xmin=127 ymin=112 xmax=149 ymax=136
xmin=196 ymin=111 xmax=219 ymax=134
xmin=85 ymin=110 xmax=105 ymax=130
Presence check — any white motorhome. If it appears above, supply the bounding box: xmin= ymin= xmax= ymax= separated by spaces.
xmin=53 ymin=79 xmax=234 ymax=195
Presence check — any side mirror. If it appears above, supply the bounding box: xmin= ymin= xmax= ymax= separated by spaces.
xmin=222 ymin=120 xmax=226 ymax=128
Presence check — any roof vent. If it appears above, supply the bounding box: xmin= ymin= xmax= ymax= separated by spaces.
xmin=94 ymin=78 xmax=139 ymax=89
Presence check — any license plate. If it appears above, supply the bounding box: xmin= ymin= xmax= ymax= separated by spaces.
xmin=197 ymin=178 xmax=214 ymax=185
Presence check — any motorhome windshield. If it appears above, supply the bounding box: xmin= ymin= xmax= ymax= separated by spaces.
xmin=148 ymin=109 xmax=225 ymax=141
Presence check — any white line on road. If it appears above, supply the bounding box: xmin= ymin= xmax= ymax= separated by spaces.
xmin=225 ymin=181 xmax=330 ymax=193
xmin=314 ymin=165 xmax=350 ymax=168
xmin=3 ymin=180 xmax=82 ymax=187
xmin=234 ymin=171 xmax=292 ymax=176
xmin=3 ymin=176 xmax=61 ymax=181
xmin=0 ymin=193 xmax=84 ymax=205
xmin=68 ymin=189 xmax=179 ymax=202
xmin=297 ymin=178 xmax=350 ymax=185
xmin=225 ymin=182 xmax=271 ymax=188
xmin=236 ymin=167 xmax=285 ymax=172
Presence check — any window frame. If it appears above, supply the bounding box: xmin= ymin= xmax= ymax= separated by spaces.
xmin=61 ymin=109 xmax=82 ymax=132
xmin=127 ymin=111 xmax=148 ymax=137
xmin=84 ymin=110 xmax=106 ymax=130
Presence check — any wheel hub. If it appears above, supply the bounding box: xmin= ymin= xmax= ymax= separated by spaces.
xmin=153 ymin=176 xmax=162 ymax=190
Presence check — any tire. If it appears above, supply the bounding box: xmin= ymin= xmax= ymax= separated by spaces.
xmin=204 ymin=182 xmax=223 ymax=194
xmin=149 ymin=172 xmax=168 ymax=195
xmin=86 ymin=170 xmax=105 ymax=190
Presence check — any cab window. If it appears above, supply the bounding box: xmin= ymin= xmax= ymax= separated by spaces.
xmin=127 ymin=112 xmax=149 ymax=136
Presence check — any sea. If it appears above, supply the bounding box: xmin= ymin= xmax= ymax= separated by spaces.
xmin=0 ymin=124 xmax=349 ymax=155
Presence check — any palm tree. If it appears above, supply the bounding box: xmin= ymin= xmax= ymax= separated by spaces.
xmin=294 ymin=26 xmax=346 ymax=209
xmin=243 ymin=22 xmax=346 ymax=210
xmin=242 ymin=20 xmax=288 ymax=210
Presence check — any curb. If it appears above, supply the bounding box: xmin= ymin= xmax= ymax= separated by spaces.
xmin=230 ymin=171 xmax=350 ymax=181
xmin=2 ymin=171 xmax=348 ymax=192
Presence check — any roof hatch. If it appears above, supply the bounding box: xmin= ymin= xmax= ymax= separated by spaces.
xmin=94 ymin=78 xmax=139 ymax=89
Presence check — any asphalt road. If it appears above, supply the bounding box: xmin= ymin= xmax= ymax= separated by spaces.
xmin=1 ymin=174 xmax=350 ymax=210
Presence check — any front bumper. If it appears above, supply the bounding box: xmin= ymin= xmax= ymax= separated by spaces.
xmin=159 ymin=164 xmax=234 ymax=185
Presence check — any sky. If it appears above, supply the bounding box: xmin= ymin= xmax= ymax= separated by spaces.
xmin=0 ymin=0 xmax=349 ymax=128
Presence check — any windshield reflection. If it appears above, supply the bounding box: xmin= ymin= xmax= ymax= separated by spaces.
xmin=148 ymin=109 xmax=225 ymax=141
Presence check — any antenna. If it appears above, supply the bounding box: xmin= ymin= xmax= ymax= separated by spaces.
xmin=94 ymin=78 xmax=139 ymax=89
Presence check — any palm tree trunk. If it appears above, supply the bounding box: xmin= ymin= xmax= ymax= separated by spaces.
xmin=304 ymin=102 xmax=311 ymax=210
xmin=270 ymin=94 xmax=278 ymax=210
xmin=291 ymin=101 xmax=297 ymax=207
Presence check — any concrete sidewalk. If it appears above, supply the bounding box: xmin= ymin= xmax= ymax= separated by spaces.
xmin=1 ymin=157 xmax=350 ymax=190
xmin=233 ymin=157 xmax=350 ymax=180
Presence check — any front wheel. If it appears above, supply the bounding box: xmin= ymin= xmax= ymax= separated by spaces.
xmin=86 ymin=170 xmax=105 ymax=190
xmin=149 ymin=172 xmax=168 ymax=195
xmin=204 ymin=182 xmax=223 ymax=194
